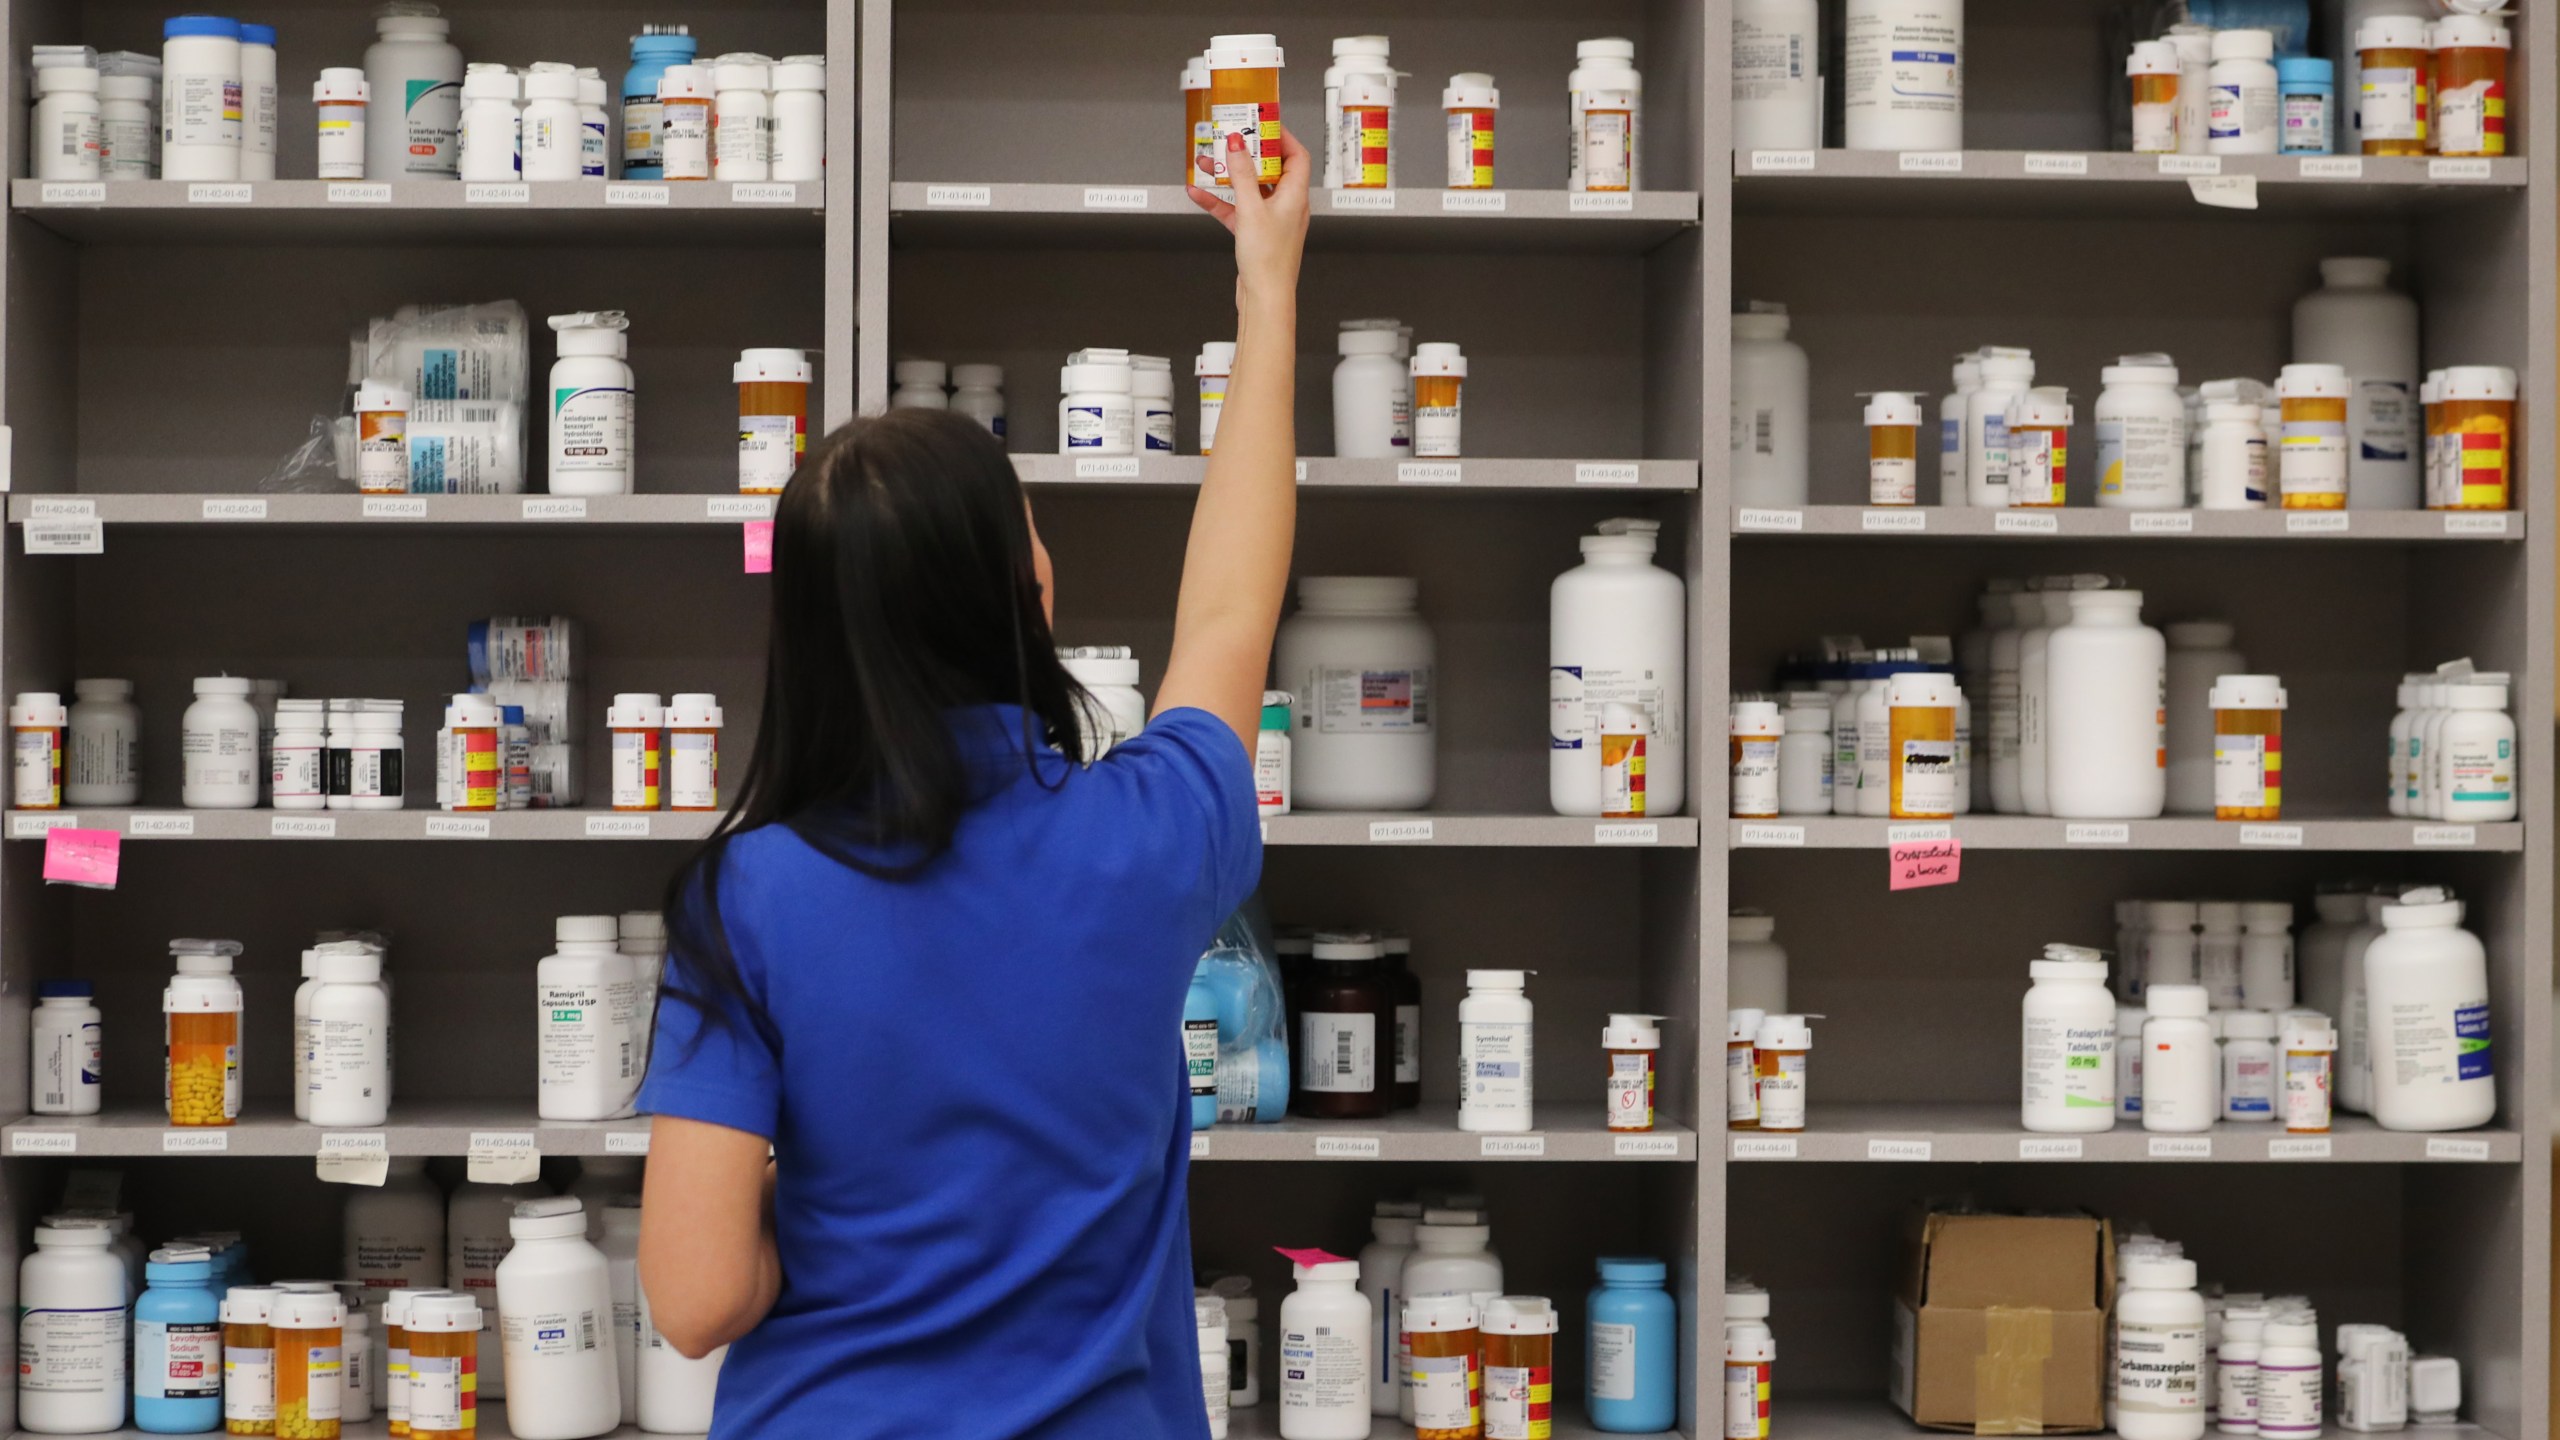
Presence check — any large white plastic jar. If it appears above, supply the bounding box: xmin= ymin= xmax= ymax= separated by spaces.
xmin=343 ymin=1157 xmax=444 ymax=1296
xmin=448 ymin=1181 xmax=542 ymax=1400
xmin=19 ymin=1221 xmax=128 ymax=1434
xmin=2022 ymin=946 xmax=2117 ymax=1133
xmin=2095 ymin=355 xmax=2189 ymax=509
xmin=538 ymin=915 xmax=642 ymax=1121
xmin=2116 ymin=1257 xmax=2207 ymax=1440
xmin=495 ymin=1198 xmax=621 ymax=1440
xmin=1278 ymin=1258 xmax=1370 ymax=1439
xmin=547 ymin=313 xmax=636 ymax=496
xmin=2044 ymin=589 xmax=2167 ymax=819
xmin=1551 ymin=518 xmax=1686 ymax=817
xmin=2292 ymin=258 xmax=2420 ymax=509
xmin=636 ymin=1281 xmax=725 ymax=1433
xmin=160 ymin=15 xmax=242 ymax=181
xmin=1732 ymin=0 xmax=1821 ymax=151
xmin=2363 ymin=888 xmax=2495 ymax=1132
xmin=2161 ymin=620 xmax=2243 ymax=816
xmin=2140 ymin=984 xmax=2217 ymax=1134
xmin=308 ymin=949 xmax=391 ymax=1127
xmin=2335 ymin=893 xmax=2389 ymax=1114
xmin=1274 ymin=578 xmax=1436 ymax=811
xmin=2014 ymin=583 xmax=2080 ymax=816
xmin=365 ymin=4 xmax=463 ymax=179
xmin=66 ymin=678 xmax=139 ymax=806
xmin=1729 ymin=911 xmax=1788 ymax=1013
xmin=181 ymin=676 xmax=260 ymax=809
xmin=1843 ymin=0 xmax=1963 ymax=151
xmin=1731 ymin=305 xmax=1809 ymax=507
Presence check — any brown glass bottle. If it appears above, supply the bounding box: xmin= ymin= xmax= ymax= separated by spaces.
xmin=1383 ymin=934 xmax=1423 ymax=1109
xmin=1293 ymin=936 xmax=1389 ymax=1119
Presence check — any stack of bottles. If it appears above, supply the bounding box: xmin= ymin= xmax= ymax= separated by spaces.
xmin=26 ymin=45 xmax=159 ymax=182
xmin=1723 ymin=1281 xmax=1775 ymax=1440
xmin=354 ymin=300 xmax=530 ymax=495
xmin=1737 ymin=634 xmax=1972 ymax=820
xmin=2388 ymin=658 xmax=2517 ymax=821
xmin=882 ymin=359 xmax=1008 ymax=437
xmin=441 ymin=615 xmax=582 ymax=809
xmin=1728 ymin=0 xmax=1961 ymax=152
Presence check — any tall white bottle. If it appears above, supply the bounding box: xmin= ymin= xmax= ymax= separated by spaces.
xmin=494 ymin=1198 xmax=621 ymax=1440
xmin=2292 ymin=257 xmax=2420 ymax=510
xmin=2016 ymin=582 xmax=2082 ymax=816
xmin=1938 ymin=352 xmax=1983 ymax=507
xmin=2162 ymin=621 xmax=2244 ymax=816
xmin=1731 ymin=304 xmax=1809 ymax=507
xmin=1842 ymin=0 xmax=1963 ymax=151
xmin=1732 ymin=0 xmax=1820 ymax=150
xmin=1965 ymin=348 xmax=2035 ymax=509
xmin=1551 ymin=519 xmax=1687 ymax=817
xmin=1987 ymin=587 xmax=2037 ymax=813
xmin=637 ymin=1284 xmax=726 ymax=1433
xmin=2363 ymin=887 xmax=2496 ymax=1132
xmin=537 ymin=915 xmax=643 ymax=1121
xmin=2044 ymin=589 xmax=2167 ymax=820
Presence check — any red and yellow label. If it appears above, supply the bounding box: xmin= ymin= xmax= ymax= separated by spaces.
xmin=460 ymin=728 xmax=498 ymax=811
xmin=2458 ymin=425 xmax=2510 ymax=508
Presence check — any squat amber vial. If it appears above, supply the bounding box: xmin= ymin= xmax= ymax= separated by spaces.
xmin=2214 ymin=705 xmax=2284 ymax=821
xmin=168 ymin=1010 xmax=238 ymax=1126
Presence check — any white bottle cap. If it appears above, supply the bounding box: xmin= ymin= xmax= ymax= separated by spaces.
xmin=1731 ymin=700 xmax=1782 ymax=737
xmin=555 ymin=914 xmax=618 ymax=944
xmin=2357 ymin=16 xmax=2432 ymax=51
xmin=2209 ymin=674 xmax=2288 ymax=710
xmin=1863 ymin=391 xmax=1924 ymax=427
xmin=1206 ymin=35 xmax=1285 ymax=70
xmin=2128 ymin=40 xmax=2179 ymax=77
xmin=523 ymin=67 xmax=580 ymax=102
xmin=737 ymin=348 xmax=814 ymax=385
xmin=2146 ymin=984 xmax=2210 ymax=1018
xmin=2432 ymin=15 xmax=2509 ymax=50
xmin=1404 ymin=1294 xmax=1478 ymax=1331
xmin=1603 ymin=1014 xmax=1664 ymax=1050
xmin=1483 ymin=1296 xmax=1559 ymax=1335
xmin=1729 ymin=911 xmax=1776 ymax=942
xmin=272 ymin=1292 xmax=346 ymax=1329
xmin=951 ymin=363 xmax=1003 ymax=388
xmin=658 ymin=65 xmax=711 ymax=101
xmin=1727 ymin=1007 xmax=1767 ymax=1044
xmin=1755 ymin=1014 xmax=1812 ymax=1050
xmin=1467 ymin=969 xmax=1527 ymax=991
xmin=2440 ymin=366 xmax=2518 ymax=403
xmin=1444 ymin=73 xmax=1498 ymax=109
xmin=1411 ymin=342 xmax=1467 ymax=377
xmin=1291 ymin=1258 xmax=1359 ymax=1283
xmin=8 ymin=693 xmax=66 ymax=727
xmin=354 ymin=380 xmax=410 ymax=413
xmin=314 ymin=67 xmax=370 ymax=103
xmin=1064 ymin=362 xmax=1133 ymax=394
xmin=316 ymin=950 xmax=383 ymax=984
xmin=607 ymin=693 xmax=665 ymax=728
xmin=2222 ymin=1009 xmax=2278 ymax=1041
xmin=2126 ymin=1256 xmax=2199 ymax=1290
xmin=461 ymin=65 xmax=519 ymax=101
xmin=1196 ymin=342 xmax=1237 ymax=375
xmin=667 ymin=693 xmax=723 ymax=729
xmin=2242 ymin=901 xmax=2293 ymax=930
xmin=2211 ymin=28 xmax=2275 ymax=61
xmin=193 ymin=676 xmax=254 ymax=697
xmin=772 ymin=59 xmax=826 ymax=91
xmin=509 ymin=1195 xmax=589 ymax=1239
xmin=1339 ymin=329 xmax=1400 ymax=357
xmin=2276 ymin=363 xmax=2350 ymax=400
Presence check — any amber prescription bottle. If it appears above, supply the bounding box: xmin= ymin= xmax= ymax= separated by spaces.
xmin=1753 ymin=1013 xmax=1811 ymax=1132
xmin=166 ymin=944 xmax=243 ymax=1128
xmin=446 ymin=694 xmax=499 ymax=812
xmin=1336 ymin=67 xmax=1394 ymax=190
xmin=224 ymin=1286 xmax=282 ymax=1436
xmin=1863 ymin=391 xmax=1922 ymax=506
xmin=1382 ymin=933 xmax=1422 ymax=1111
xmin=402 ymin=1293 xmax=480 ymax=1440
xmin=1603 ymin=1013 xmax=1664 ymax=1133
xmin=1204 ymin=34 xmax=1284 ymax=192
xmin=2431 ymin=16 xmax=2508 ymax=158
xmin=607 ymin=692 xmax=665 ymax=811
xmin=1293 ymin=934 xmax=1390 ymax=1119
xmin=2128 ymin=41 xmax=2180 ymax=154
xmin=2437 ymin=365 xmax=2516 ymax=510
xmin=2005 ymin=387 xmax=2072 ymax=508
xmin=382 ymin=1285 xmax=451 ymax=1437
xmin=736 ymin=348 xmax=813 ymax=495
xmin=1729 ymin=701 xmax=1781 ymax=820
xmin=10 ymin=690 xmax=65 ymax=810
xmin=1726 ymin=1007 xmax=1765 ymax=1131
xmin=1406 ymin=1294 xmax=1483 ymax=1440
xmin=666 ymin=691 xmax=724 ymax=811
xmin=1885 ymin=672 xmax=1959 ymax=821
xmin=1411 ymin=343 xmax=1467 ymax=459
xmin=1481 ymin=1296 xmax=1556 ymax=1440
xmin=271 ymin=1290 xmax=344 ymax=1439
xmin=2210 ymin=675 xmax=2286 ymax=822
xmin=1181 ymin=53 xmax=1210 ymax=183
xmin=2420 ymin=371 xmax=2446 ymax=505
xmin=2356 ymin=17 xmax=2431 ymax=157
xmin=1444 ymin=73 xmax=1497 ymax=189
xmin=1599 ymin=703 xmax=1650 ymax=819
xmin=2275 ymin=363 xmax=2349 ymax=510
xmin=2281 ymin=1020 xmax=2336 ymax=1135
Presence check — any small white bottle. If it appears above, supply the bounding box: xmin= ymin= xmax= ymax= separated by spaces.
xmin=1278 ymin=1257 xmax=1369 ymax=1439
xmin=270 ymin=699 xmax=327 ymax=811
xmin=1732 ymin=305 xmax=1810 ymax=507
xmin=2239 ymin=902 xmax=2295 ymax=1012
xmin=1732 ymin=0 xmax=1821 ymax=151
xmin=711 ymin=57 xmax=773 ymax=181
xmin=1197 ymin=343 xmax=1236 ymax=454
xmin=1753 ymin=1013 xmax=1812 ymax=1131
xmin=2255 ymin=1320 xmax=2323 ymax=1440
xmin=457 ymin=63 xmax=522 ymax=181
xmin=19 ymin=1220 xmax=129 ymax=1433
xmin=520 ymin=65 xmax=584 ymax=182
xmin=308 ymin=948 xmax=391 ymax=1128
xmin=1209 ymin=1275 xmax=1261 ymax=1411
xmin=595 ymin=1196 xmax=641 ymax=1423
xmin=1333 ymin=329 xmax=1405 ymax=458
xmin=537 ymin=916 xmax=642 ymax=1122
xmin=1938 ymin=352 xmax=1983 ymax=506
xmin=1729 ymin=911 xmax=1787 ymax=1014
xmin=1256 ymin=691 xmax=1293 ymax=818
xmin=547 ymin=311 xmax=636 ymax=495
xmin=2198 ymin=403 xmax=2269 ymax=509
xmin=1409 ymin=342 xmax=1465 ymax=458
xmin=1196 ymin=1295 xmax=1232 ymax=1439
xmin=30 ymin=980 xmax=102 ymax=1116
xmin=2117 ymin=1256 xmax=2206 ymax=1440
xmin=2022 ymin=944 xmax=2117 ymax=1134
xmin=237 ymin=22 xmax=277 ymax=180
xmin=891 ymin=359 xmax=949 ymax=410
xmin=2117 ymin=1002 xmax=2148 ymax=1123
xmin=494 ymin=1198 xmax=621 ymax=1440
xmin=1966 ymin=348 xmax=2036 ymax=509
xmin=770 ymin=57 xmax=826 ymax=182
xmin=2219 ymin=1010 xmax=2278 ymax=1123
xmin=665 ymin=694 xmax=722 ymax=810
xmin=2208 ymin=29 xmax=2281 ymax=155
xmin=1132 ymin=355 xmax=1177 ymax=453
xmin=950 ymin=363 xmax=1006 ymax=440
xmin=181 ymin=676 xmax=261 ymax=809
xmin=2140 ymin=984 xmax=2217 ymax=1133
xmin=1777 ymin=693 xmax=1834 ymax=814
xmin=656 ymin=65 xmax=713 ymax=181
xmin=2216 ymin=1307 xmax=2268 ymax=1436
xmin=1731 ymin=700 xmax=1783 ymax=819
xmin=1457 ymin=970 xmax=1533 ymax=1133
xmin=2196 ymin=902 xmax=2245 ymax=1010
xmin=1059 ymin=361 xmax=1135 ymax=456
xmin=1842 ymin=0 xmax=1962 ymax=151
xmin=32 ymin=66 xmax=104 ymax=181
xmin=2096 ymin=355 xmax=2190 ymax=509
xmin=2437 ymin=681 xmax=2516 ymax=822
xmin=1356 ymin=1208 xmax=1420 ymax=1416
xmin=576 ymin=69 xmax=611 ymax=178
xmin=99 ymin=73 xmax=154 ymax=179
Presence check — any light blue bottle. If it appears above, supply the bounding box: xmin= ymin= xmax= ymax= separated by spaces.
xmin=619 ymin=26 xmax=697 ymax=179
xmin=2276 ymin=57 xmax=2335 ymax=154
xmin=1587 ymin=1255 xmax=1677 ymax=1432
xmin=1185 ymin=970 xmax=1220 ymax=1130
xmin=133 ymin=1245 xmax=222 ymax=1433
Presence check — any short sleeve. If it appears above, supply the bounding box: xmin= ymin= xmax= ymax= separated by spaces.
xmin=637 ymin=869 xmax=783 ymax=1140
xmin=1107 ymin=706 xmax=1262 ymax=917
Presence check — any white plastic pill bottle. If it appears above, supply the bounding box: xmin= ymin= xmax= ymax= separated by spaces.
xmin=307 ymin=947 xmax=391 ymax=1128
xmin=1843 ymin=0 xmax=1963 ymax=151
xmin=30 ymin=979 xmax=102 ymax=1116
xmin=2363 ymin=886 xmax=2495 ymax=1132
xmin=2117 ymin=1256 xmax=2206 ymax=1440
xmin=364 ymin=4 xmax=463 ymax=180
xmin=1457 ymin=969 xmax=1534 ymax=1133
xmin=536 ymin=915 xmax=642 ymax=1122
xmin=494 ymin=1198 xmax=620 ymax=1440
xmin=1275 ymin=577 xmax=1436 ymax=811
xmin=1060 ymin=648 xmax=1146 ymax=757
xmin=2095 ymin=354 xmax=2189 ymax=509
xmin=160 ymin=15 xmax=243 ymax=181
xmin=1279 ymin=1257 xmax=1370 ymax=1438
xmin=19 ymin=1220 xmax=129 ymax=1433
xmin=181 ymin=676 xmax=260 ymax=809
xmin=2022 ymin=943 xmax=2117 ymax=1133
xmin=1551 ymin=517 xmax=1687 ymax=817
xmin=2140 ymin=984 xmax=2217 ymax=1133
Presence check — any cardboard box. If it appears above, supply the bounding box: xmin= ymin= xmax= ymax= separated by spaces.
xmin=1888 ymin=1210 xmax=2115 ymax=1433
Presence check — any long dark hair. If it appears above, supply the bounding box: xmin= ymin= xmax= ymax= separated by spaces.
xmin=657 ymin=408 xmax=1089 ymax=1047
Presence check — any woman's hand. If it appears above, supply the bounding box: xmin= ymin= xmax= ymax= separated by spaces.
xmin=1188 ymin=127 xmax=1312 ymax=313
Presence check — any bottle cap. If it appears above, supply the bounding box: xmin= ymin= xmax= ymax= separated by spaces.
xmin=2277 ymin=364 xmax=2350 ymax=400
xmin=658 ymin=64 xmax=710 ymax=101
xmin=2275 ymin=56 xmax=2334 ymax=83
xmin=1196 ymin=342 xmax=1237 ymax=375
xmin=2222 ymin=1008 xmax=2278 ymax=1041
xmin=736 ymin=348 xmax=814 ymax=385
xmin=354 ymin=380 xmax=410 ymax=412
xmin=950 ymin=363 xmax=1002 ymax=388
xmin=8 ymin=692 xmax=66 ymax=727
xmin=163 ymin=15 xmax=244 ymax=39
xmin=2440 ymin=366 xmax=2519 ymax=403
xmin=1467 ymin=969 xmax=1527 ymax=991
xmin=1206 ymin=34 xmax=1285 ymax=70
xmin=510 ymin=1195 xmax=589 ymax=1240
xmin=36 ymin=979 xmax=93 ymax=999
xmin=316 ymin=949 xmax=383 ymax=984
xmin=1404 ymin=1294 xmax=1478 ymax=1331
xmin=2126 ymin=1256 xmax=2199 ymax=1290
xmin=2432 ymin=15 xmax=2510 ymax=50
xmin=1862 ymin=391 xmax=1925 ymax=428
xmin=2242 ymin=901 xmax=2293 ymax=930
xmin=272 ymin=1292 xmax=347 ymax=1329
xmin=2210 ymin=675 xmax=2287 ymax=710
xmin=556 ymin=914 xmax=618 ymax=944
xmin=667 ymin=693 xmax=723 ymax=729
xmin=1596 ymin=1255 xmax=1667 ymax=1285
xmin=2103 ymin=354 xmax=2181 ymax=386
xmin=2030 ymin=950 xmax=2109 ymax=983
xmin=1727 ymin=1007 xmax=1767 ymax=1045
xmin=1729 ymin=911 xmax=1777 ymax=943
xmin=1603 ymin=1014 xmax=1664 ymax=1050
xmin=2211 ymin=28 xmax=2275 ymax=60
xmin=608 ymin=693 xmax=666 ymax=728
xmin=523 ymin=66 xmax=580 ymax=102
xmin=2146 ymin=984 xmax=2209 ymax=1018
xmin=1443 ymin=72 xmax=1498 ymax=109
xmin=1411 ymin=342 xmax=1467 ymax=378
xmin=1732 ymin=307 xmax=1791 ymax=342
xmin=1483 ymin=1296 xmax=1558 ymax=1335
xmin=406 ymin=1293 xmax=484 ymax=1334
xmin=221 ymin=1285 xmax=283 ymax=1325
xmin=1755 ymin=1013 xmax=1811 ymax=1050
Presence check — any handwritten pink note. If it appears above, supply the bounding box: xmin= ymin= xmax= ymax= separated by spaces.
xmin=41 ymin=827 xmax=119 ymax=889
xmin=1889 ymin=839 xmax=1960 ymax=891
xmin=743 ymin=520 xmax=774 ymax=574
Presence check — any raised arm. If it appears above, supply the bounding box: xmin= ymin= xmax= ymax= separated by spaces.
xmin=1154 ymin=127 xmax=1312 ymax=750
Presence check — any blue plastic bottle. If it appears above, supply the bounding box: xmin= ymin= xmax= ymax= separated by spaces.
xmin=1587 ymin=1255 xmax=1677 ymax=1432
xmin=619 ymin=26 xmax=698 ymax=179
xmin=1185 ymin=970 xmax=1220 ymax=1130
xmin=133 ymin=1245 xmax=222 ymax=1433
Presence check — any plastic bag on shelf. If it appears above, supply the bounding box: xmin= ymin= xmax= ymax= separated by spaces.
xmin=255 ymin=415 xmax=355 ymax=493
xmin=362 ymin=300 xmax=529 ymax=493
xmin=1198 ymin=905 xmax=1289 ymax=1124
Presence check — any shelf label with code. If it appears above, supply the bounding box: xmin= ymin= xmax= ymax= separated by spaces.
xmin=730 ymin=183 xmax=798 ymax=204
xmin=2131 ymin=512 xmax=2195 ymax=533
xmin=1074 ymin=458 xmax=1141 ymax=480
xmin=1314 ymin=1136 xmax=1380 ymax=1158
xmin=1898 ymin=152 xmax=1963 ymax=173
xmin=585 ymin=815 xmax=651 ymax=838
xmin=2444 ymin=512 xmax=2510 ymax=535
xmin=188 ymin=183 xmax=252 ymax=204
xmin=1368 ymin=820 xmax=1434 ymax=844
xmin=270 ymin=816 xmax=336 ymax=838
xmin=1328 ymin=189 xmax=1396 ymax=210
xmin=25 ymin=518 xmax=104 ymax=554
xmin=29 ymin=498 xmax=95 ymax=518
xmin=202 ymin=498 xmax=266 ymax=520
xmin=2286 ymin=511 xmax=2349 ymax=534
xmin=2019 ymin=1138 xmax=2082 ymax=1159
xmin=11 ymin=814 xmax=79 ymax=837
xmin=2268 ymin=1138 xmax=2331 ymax=1159
xmin=1887 ymin=823 xmax=1952 ymax=843
xmin=1735 ymin=824 xmax=1803 ymax=847
xmin=1574 ymin=463 xmax=1640 ymax=487
xmin=468 ymin=1133 xmax=540 ymax=1184
xmin=523 ymin=497 xmax=586 ymax=520
xmin=1480 ymin=1135 xmax=1544 ymax=1157
xmin=11 ymin=1131 xmax=75 ymax=1154
xmin=2412 ymin=826 xmax=2476 ymax=847
xmin=1868 ymin=1139 xmax=1932 ymax=1161
xmin=40 ymin=182 xmax=105 ymax=204
xmin=363 ymin=497 xmax=428 ymax=518
xmin=2240 ymin=825 xmax=2303 ymax=847
xmin=606 ymin=1131 xmax=652 ymax=1155
xmin=1569 ymin=191 xmax=1636 ymax=210
xmin=605 ymin=183 xmax=669 ymax=206
xmin=707 ymin=496 xmax=775 ymax=519
xmin=1442 ymin=190 xmax=1507 ymax=212
xmin=1995 ymin=511 xmax=2059 ymax=534
xmin=127 ymin=814 xmax=194 ymax=837
xmin=2298 ymin=157 xmax=2363 ymax=180
xmin=2158 ymin=155 xmax=2221 ymax=175
xmin=327 ymin=183 xmax=393 ymax=204
xmin=2191 ymin=177 xmax=2259 ymax=209
xmin=1190 ymin=1134 xmax=1210 ymax=1158
xmin=2148 ymin=1136 xmax=2212 ymax=1158
xmin=424 ymin=816 xmax=491 ymax=839
xmin=2425 ymin=1137 xmax=2492 ymax=1161
xmin=924 ymin=184 xmax=991 ymax=207
xmin=1593 ymin=824 xmax=1658 ymax=846
xmin=1731 ymin=1136 xmax=1796 ymax=1159
xmin=2066 ymin=824 xmax=2129 ymax=845
xmin=1864 ymin=509 xmax=1926 ymax=532
xmin=2430 ymin=158 xmax=2493 ymax=180
xmin=1737 ymin=508 xmax=1802 ymax=532
xmin=2024 ymin=153 xmax=2089 ymax=175
xmin=1081 ymin=187 xmax=1148 ymax=209
xmin=164 ymin=1130 xmax=228 ymax=1153
xmin=464 ymin=183 xmax=528 ymax=204
xmin=1748 ymin=150 xmax=1816 ymax=172
xmin=1613 ymin=1134 xmax=1680 ymax=1157
xmin=1397 ymin=463 xmax=1461 ymax=485
xmin=317 ymin=1132 xmax=390 ymax=1186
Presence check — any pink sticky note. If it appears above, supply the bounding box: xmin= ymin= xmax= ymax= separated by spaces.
xmin=1889 ymin=839 xmax=1961 ymax=891
xmin=1273 ymin=1247 xmax=1352 ymax=1269
xmin=743 ymin=520 xmax=774 ymax=574
xmin=41 ymin=827 xmax=119 ymax=889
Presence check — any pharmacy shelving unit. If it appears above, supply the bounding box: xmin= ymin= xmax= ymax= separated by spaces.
xmin=1710 ymin=8 xmax=2555 ymax=1440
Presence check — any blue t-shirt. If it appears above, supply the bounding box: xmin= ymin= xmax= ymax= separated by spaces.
xmin=638 ymin=704 xmax=1260 ymax=1440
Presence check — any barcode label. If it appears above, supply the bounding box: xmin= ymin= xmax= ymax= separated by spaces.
xmin=25 ymin=518 xmax=104 ymax=554
xmin=1334 ymin=1029 xmax=1355 ymax=1077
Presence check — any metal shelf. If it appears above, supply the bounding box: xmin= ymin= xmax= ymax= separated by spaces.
xmin=1732 ymin=505 xmax=2524 ymax=542
xmin=1764 ymin=1396 xmax=2482 ymax=1440
xmin=9 ymin=1407 xmax=699 ymax=1440
xmin=5 ymin=1103 xmax=652 ymax=1158
xmin=1721 ymin=1105 xmax=2520 ymax=1165
xmin=890 ymin=182 xmax=1700 ymax=253
xmin=1729 ymin=816 xmax=2521 ymax=853
xmin=1020 ymin=457 xmax=1701 ymax=493
xmin=1228 ymin=1402 xmax=1632 ymax=1439
xmin=10 ymin=178 xmax=822 ymax=244
xmin=1194 ymin=1106 xmax=1693 ymax=1163
xmin=1733 ymin=149 xmax=2527 ymax=219
xmin=11 ymin=493 xmax=777 ymax=532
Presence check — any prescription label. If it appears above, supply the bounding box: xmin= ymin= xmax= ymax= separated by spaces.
xmin=1314 ymin=666 xmax=1431 ymax=734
